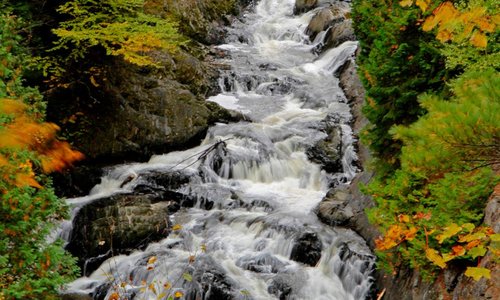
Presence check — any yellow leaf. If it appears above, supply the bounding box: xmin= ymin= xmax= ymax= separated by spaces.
xmin=490 ymin=234 xmax=500 ymax=242
xmin=416 ymin=0 xmax=429 ymax=12
xmin=149 ymin=283 xmax=157 ymax=294
xmin=398 ymin=214 xmax=410 ymax=223
xmin=470 ymin=31 xmax=487 ymax=48
xmin=90 ymin=75 xmax=100 ymax=87
xmin=436 ymin=223 xmax=462 ymax=244
xmin=399 ymin=0 xmax=413 ymax=7
xmin=172 ymin=224 xmax=182 ymax=231
xmin=442 ymin=253 xmax=455 ymax=262
xmin=464 ymin=267 xmax=491 ymax=281
xmin=423 ymin=2 xmax=459 ymax=31
xmin=459 ymin=232 xmax=486 ymax=243
xmin=425 ymin=248 xmax=446 ymax=268
xmin=174 ymin=291 xmax=184 ymax=298
xmin=0 ymin=99 xmax=27 ymax=115
xmin=147 ymin=256 xmax=157 ymax=265
xmin=436 ymin=29 xmax=453 ymax=42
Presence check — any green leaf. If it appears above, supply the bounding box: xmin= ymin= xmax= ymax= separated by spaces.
xmin=490 ymin=234 xmax=500 ymax=242
xmin=436 ymin=223 xmax=462 ymax=244
xmin=183 ymin=272 xmax=192 ymax=282
xmin=462 ymin=223 xmax=475 ymax=232
xmin=464 ymin=267 xmax=491 ymax=281
xmin=468 ymin=245 xmax=487 ymax=259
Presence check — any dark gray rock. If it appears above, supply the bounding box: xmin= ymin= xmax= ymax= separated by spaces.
xmin=268 ymin=274 xmax=294 ymax=300
xmin=323 ymin=19 xmax=356 ymax=50
xmin=185 ymin=256 xmax=239 ymax=300
xmin=294 ymin=0 xmax=318 ymax=14
xmin=290 ymin=232 xmax=323 ymax=266
xmin=66 ymin=193 xmax=181 ymax=275
xmin=317 ymin=188 xmax=354 ymax=225
xmin=306 ymin=120 xmax=342 ymax=173
xmin=236 ymin=253 xmax=288 ymax=273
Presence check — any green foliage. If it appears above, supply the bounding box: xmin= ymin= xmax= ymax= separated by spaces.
xmin=49 ymin=0 xmax=185 ymax=72
xmin=0 ymin=13 xmax=44 ymax=113
xmin=0 ymin=13 xmax=79 ymax=299
xmin=352 ymin=0 xmax=449 ymax=174
xmin=366 ymin=70 xmax=499 ymax=279
xmin=394 ymin=69 xmax=500 ymax=174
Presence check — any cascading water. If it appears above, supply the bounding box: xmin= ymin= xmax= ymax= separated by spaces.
xmin=63 ymin=0 xmax=375 ymax=299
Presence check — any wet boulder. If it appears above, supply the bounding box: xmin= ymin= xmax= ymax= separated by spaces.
xmin=306 ymin=122 xmax=342 ymax=173
xmin=66 ymin=192 xmax=183 ymax=275
xmin=236 ymin=253 xmax=288 ymax=273
xmin=317 ymin=188 xmax=354 ymax=226
xmin=268 ymin=274 xmax=293 ymax=300
xmin=290 ymin=232 xmax=323 ymax=266
xmin=267 ymin=271 xmax=307 ymax=300
xmin=323 ymin=19 xmax=356 ymax=50
xmin=306 ymin=7 xmax=346 ymax=41
xmin=185 ymin=256 xmax=239 ymax=300
xmin=294 ymin=0 xmax=318 ymax=14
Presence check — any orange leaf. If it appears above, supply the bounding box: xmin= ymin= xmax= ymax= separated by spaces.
xmin=465 ymin=239 xmax=481 ymax=250
xmin=14 ymin=172 xmax=42 ymax=189
xmin=470 ymin=31 xmax=487 ymax=48
xmin=451 ymin=245 xmax=465 ymax=256
xmin=404 ymin=227 xmax=418 ymax=241
xmin=109 ymin=292 xmax=120 ymax=300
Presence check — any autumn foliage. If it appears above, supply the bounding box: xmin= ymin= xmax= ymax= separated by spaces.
xmin=0 ymin=99 xmax=83 ymax=186
xmin=354 ymin=0 xmax=499 ymax=282
xmin=401 ymin=0 xmax=499 ymax=47
xmin=1 ymin=12 xmax=81 ymax=299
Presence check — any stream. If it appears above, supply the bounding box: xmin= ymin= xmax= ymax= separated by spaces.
xmin=63 ymin=0 xmax=375 ymax=299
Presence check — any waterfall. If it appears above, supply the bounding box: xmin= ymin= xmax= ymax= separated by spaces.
xmin=63 ymin=1 xmax=374 ymax=299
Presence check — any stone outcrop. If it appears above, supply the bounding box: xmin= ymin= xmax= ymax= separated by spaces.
xmin=186 ymin=256 xmax=240 ymax=300
xmin=305 ymin=3 xmax=350 ymax=42
xmin=323 ymin=19 xmax=356 ymax=50
xmin=66 ymin=192 xmax=178 ymax=275
xmin=306 ymin=118 xmax=343 ymax=173
xmin=294 ymin=0 xmax=318 ymax=14
xmin=290 ymin=232 xmax=323 ymax=266
xmin=49 ymin=0 xmax=250 ymax=197
xmin=65 ymin=170 xmax=198 ymax=276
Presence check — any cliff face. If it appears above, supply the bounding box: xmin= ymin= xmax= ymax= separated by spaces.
xmin=47 ymin=0 xmax=251 ymax=197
